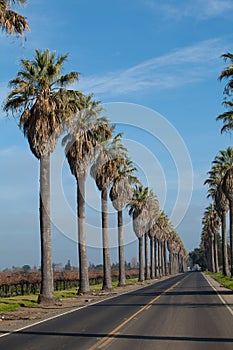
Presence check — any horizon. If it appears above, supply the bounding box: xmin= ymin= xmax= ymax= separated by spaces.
xmin=1 ymin=0 xmax=233 ymax=269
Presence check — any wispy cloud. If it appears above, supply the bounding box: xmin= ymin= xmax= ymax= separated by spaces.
xmin=78 ymin=38 xmax=227 ymax=97
xmin=143 ymin=0 xmax=233 ymax=20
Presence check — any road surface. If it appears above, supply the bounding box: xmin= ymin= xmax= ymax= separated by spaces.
xmin=0 ymin=272 xmax=232 ymax=349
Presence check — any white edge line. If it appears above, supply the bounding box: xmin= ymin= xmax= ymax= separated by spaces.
xmin=0 ymin=276 xmax=173 ymax=339
xmin=203 ymin=273 xmax=233 ymax=317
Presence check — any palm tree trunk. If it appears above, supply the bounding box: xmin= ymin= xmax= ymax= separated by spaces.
xmin=175 ymin=254 xmax=177 ymax=274
xmin=214 ymin=231 xmax=219 ymax=273
xmin=155 ymin=238 xmax=159 ymax=278
xmin=168 ymin=241 xmax=172 ymax=275
xmin=101 ymin=188 xmax=112 ymax=290
xmin=163 ymin=240 xmax=168 ymax=275
xmin=150 ymin=235 xmax=155 ymax=279
xmin=158 ymin=239 xmax=161 ymax=277
xmin=139 ymin=236 xmax=144 ymax=282
xmin=210 ymin=236 xmax=216 ymax=273
xmin=161 ymin=240 xmax=165 ymax=276
xmin=229 ymin=200 xmax=233 ymax=277
xmin=144 ymin=232 xmax=150 ymax=280
xmin=221 ymin=211 xmax=230 ymax=276
xmin=77 ymin=176 xmax=90 ymax=294
xmin=118 ymin=210 xmax=126 ymax=286
xmin=206 ymin=244 xmax=212 ymax=272
xmin=38 ymin=155 xmax=55 ymax=305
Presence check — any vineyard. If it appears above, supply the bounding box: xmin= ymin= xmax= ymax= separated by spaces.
xmin=0 ymin=269 xmax=139 ymax=297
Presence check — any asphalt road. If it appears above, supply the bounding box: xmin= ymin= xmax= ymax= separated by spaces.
xmin=0 ymin=272 xmax=233 ymax=350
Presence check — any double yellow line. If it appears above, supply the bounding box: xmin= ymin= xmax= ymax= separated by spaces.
xmin=88 ymin=277 xmax=186 ymax=350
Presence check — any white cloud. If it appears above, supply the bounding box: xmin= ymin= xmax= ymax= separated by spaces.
xmin=78 ymin=38 xmax=227 ymax=97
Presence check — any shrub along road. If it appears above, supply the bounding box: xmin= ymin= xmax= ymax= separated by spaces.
xmin=0 ymin=272 xmax=232 ymax=350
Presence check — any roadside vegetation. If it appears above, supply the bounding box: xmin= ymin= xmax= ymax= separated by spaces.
xmin=206 ymin=272 xmax=233 ymax=291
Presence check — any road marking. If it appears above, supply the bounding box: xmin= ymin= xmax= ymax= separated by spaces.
xmin=88 ymin=276 xmax=187 ymax=350
xmin=203 ymin=273 xmax=233 ymax=317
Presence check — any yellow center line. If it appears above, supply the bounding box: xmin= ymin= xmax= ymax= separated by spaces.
xmin=88 ymin=275 xmax=188 ymax=350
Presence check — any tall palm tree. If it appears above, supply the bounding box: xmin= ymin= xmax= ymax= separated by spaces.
xmin=146 ymin=195 xmax=160 ymax=279
xmin=202 ymin=204 xmax=220 ymax=273
xmin=164 ymin=219 xmax=174 ymax=275
xmin=4 ymin=49 xmax=80 ymax=304
xmin=62 ymin=95 xmax=111 ymax=294
xmin=215 ymin=183 xmax=229 ymax=275
xmin=205 ymin=147 xmax=233 ymax=275
xmin=201 ymin=228 xmax=212 ymax=271
xmin=91 ymin=132 xmax=127 ymax=290
xmin=153 ymin=215 xmax=163 ymax=277
xmin=149 ymin=223 xmax=157 ymax=279
xmin=223 ymin=168 xmax=233 ymax=277
xmin=110 ymin=159 xmax=138 ymax=286
xmin=128 ymin=185 xmax=150 ymax=282
xmin=0 ymin=0 xmax=29 ymax=35
xmin=144 ymin=189 xmax=160 ymax=280
xmin=156 ymin=212 xmax=169 ymax=275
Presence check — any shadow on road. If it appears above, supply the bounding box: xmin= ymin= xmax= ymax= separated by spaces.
xmin=0 ymin=330 xmax=233 ymax=344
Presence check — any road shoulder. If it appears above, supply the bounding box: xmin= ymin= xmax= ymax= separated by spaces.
xmin=203 ymin=272 xmax=233 ymax=316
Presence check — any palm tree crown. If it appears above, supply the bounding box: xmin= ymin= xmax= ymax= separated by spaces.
xmin=128 ymin=185 xmax=150 ymax=238
xmin=110 ymin=159 xmax=138 ymax=211
xmin=62 ymin=95 xmax=111 ymax=179
xmin=217 ymin=52 xmax=233 ymax=133
xmin=0 ymin=0 xmax=29 ymax=35
xmin=4 ymin=49 xmax=80 ymax=158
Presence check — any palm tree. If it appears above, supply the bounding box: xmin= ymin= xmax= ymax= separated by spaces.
xmin=145 ymin=189 xmax=160 ymax=280
xmin=205 ymin=147 xmax=233 ymax=275
xmin=201 ymin=228 xmax=212 ymax=271
xmin=0 ymin=0 xmax=29 ymax=36
xmin=147 ymin=197 xmax=160 ymax=279
xmin=223 ymin=168 xmax=233 ymax=277
xmin=156 ymin=212 xmax=169 ymax=275
xmin=219 ymin=52 xmax=233 ymax=95
xmin=153 ymin=215 xmax=163 ymax=277
xmin=4 ymin=49 xmax=80 ymax=304
xmin=164 ymin=219 xmax=173 ymax=275
xmin=215 ymin=183 xmax=229 ymax=275
xmin=110 ymin=159 xmax=138 ymax=286
xmin=91 ymin=132 xmax=127 ymax=290
xmin=128 ymin=185 xmax=150 ymax=282
xmin=217 ymin=53 xmax=233 ymax=133
xmin=202 ymin=204 xmax=221 ymax=273
xmin=151 ymin=220 xmax=163 ymax=278
xmin=62 ymin=95 xmax=111 ymax=294
xmin=149 ymin=223 xmax=157 ymax=279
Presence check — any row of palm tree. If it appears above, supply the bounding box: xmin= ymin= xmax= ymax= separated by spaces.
xmin=3 ymin=48 xmax=187 ymax=303
xmin=1 ymin=5 xmax=187 ymax=303
xmin=203 ymin=53 xmax=233 ymax=277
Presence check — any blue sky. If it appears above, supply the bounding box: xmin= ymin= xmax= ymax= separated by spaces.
xmin=0 ymin=0 xmax=233 ymax=269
